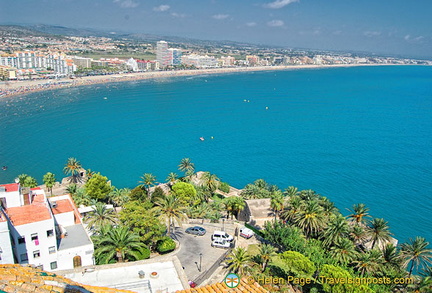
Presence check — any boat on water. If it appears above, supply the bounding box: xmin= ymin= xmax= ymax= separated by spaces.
xmin=200 ymin=137 xmax=205 ymax=141
xmin=2 ymin=166 xmax=7 ymax=171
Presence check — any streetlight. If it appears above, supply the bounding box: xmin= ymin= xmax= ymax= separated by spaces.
xmin=222 ymin=219 xmax=225 ymax=231
xmin=199 ymin=253 xmax=203 ymax=272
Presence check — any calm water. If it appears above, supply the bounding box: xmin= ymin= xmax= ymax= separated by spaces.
xmin=1 ymin=66 xmax=431 ymax=244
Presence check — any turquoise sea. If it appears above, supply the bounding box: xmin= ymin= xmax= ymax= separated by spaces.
xmin=0 ymin=66 xmax=431 ymax=244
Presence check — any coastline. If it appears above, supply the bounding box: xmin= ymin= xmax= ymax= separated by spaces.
xmin=0 ymin=63 xmax=412 ymax=99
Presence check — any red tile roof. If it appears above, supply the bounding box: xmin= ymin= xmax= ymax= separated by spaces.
xmin=0 ymin=183 xmax=19 ymax=192
xmin=5 ymin=194 xmax=51 ymax=226
xmin=51 ymin=199 xmax=74 ymax=215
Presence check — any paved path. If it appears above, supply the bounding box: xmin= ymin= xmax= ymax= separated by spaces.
xmin=173 ymin=222 xmax=235 ymax=283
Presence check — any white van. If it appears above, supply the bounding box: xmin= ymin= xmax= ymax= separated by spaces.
xmin=240 ymin=227 xmax=255 ymax=239
xmin=211 ymin=231 xmax=234 ymax=242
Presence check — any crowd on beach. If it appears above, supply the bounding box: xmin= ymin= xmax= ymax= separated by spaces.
xmin=0 ymin=64 xmax=387 ymax=99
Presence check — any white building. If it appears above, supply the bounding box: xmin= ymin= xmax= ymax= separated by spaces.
xmin=126 ymin=57 xmax=139 ymax=71
xmin=168 ymin=48 xmax=182 ymax=66
xmin=0 ymin=51 xmax=76 ymax=76
xmin=0 ymin=183 xmax=94 ymax=271
xmin=181 ymin=54 xmax=219 ymax=68
xmin=156 ymin=41 xmax=171 ymax=68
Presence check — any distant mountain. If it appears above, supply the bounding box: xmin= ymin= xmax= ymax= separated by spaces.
xmin=0 ymin=25 xmax=63 ymax=39
xmin=2 ymin=23 xmax=262 ymax=49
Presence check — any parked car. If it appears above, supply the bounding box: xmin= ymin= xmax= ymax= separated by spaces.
xmin=211 ymin=239 xmax=231 ymax=249
xmin=240 ymin=227 xmax=255 ymax=239
xmin=185 ymin=226 xmax=206 ymax=236
xmin=211 ymin=231 xmax=234 ymax=242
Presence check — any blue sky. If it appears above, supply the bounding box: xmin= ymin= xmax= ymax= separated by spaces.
xmin=1 ymin=0 xmax=431 ymax=59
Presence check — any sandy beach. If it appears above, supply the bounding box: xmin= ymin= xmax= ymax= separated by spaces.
xmin=0 ymin=64 xmax=400 ymax=99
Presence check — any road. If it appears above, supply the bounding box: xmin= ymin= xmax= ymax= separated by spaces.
xmin=173 ymin=222 xmax=236 ymax=282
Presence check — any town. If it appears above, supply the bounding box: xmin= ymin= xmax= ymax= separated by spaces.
xmin=0 ymin=25 xmax=430 ymax=81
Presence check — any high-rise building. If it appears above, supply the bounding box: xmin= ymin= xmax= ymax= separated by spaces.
xmin=168 ymin=48 xmax=182 ymax=66
xmin=156 ymin=41 xmax=171 ymax=68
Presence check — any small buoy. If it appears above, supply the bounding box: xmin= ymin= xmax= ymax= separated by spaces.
xmin=103 ymin=97 xmax=107 ymax=100
xmin=243 ymin=99 xmax=247 ymax=102
xmin=266 ymin=107 xmax=269 ymax=110
xmin=211 ymin=136 xmax=214 ymax=139
xmin=247 ymin=100 xmax=250 ymax=103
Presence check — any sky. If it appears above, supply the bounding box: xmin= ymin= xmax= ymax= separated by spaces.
xmin=1 ymin=0 xmax=432 ymax=59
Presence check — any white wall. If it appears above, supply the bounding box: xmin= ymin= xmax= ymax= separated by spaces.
xmin=57 ymin=243 xmax=94 ymax=271
xmin=0 ymin=221 xmax=14 ymax=264
xmin=11 ymin=218 xmax=58 ymax=271
xmin=53 ymin=211 xmax=75 ymax=227
xmin=0 ymin=189 xmax=23 ymax=208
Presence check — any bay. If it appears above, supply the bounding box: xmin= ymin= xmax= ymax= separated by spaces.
xmin=0 ymin=65 xmax=431 ymax=244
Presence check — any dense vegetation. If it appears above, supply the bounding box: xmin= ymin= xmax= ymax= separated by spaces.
xmin=21 ymin=157 xmax=432 ymax=292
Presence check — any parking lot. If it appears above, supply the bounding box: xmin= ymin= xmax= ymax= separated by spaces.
xmin=173 ymin=221 xmax=236 ymax=282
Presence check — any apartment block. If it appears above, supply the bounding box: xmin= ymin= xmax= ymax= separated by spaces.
xmin=0 ymin=183 xmax=94 ymax=271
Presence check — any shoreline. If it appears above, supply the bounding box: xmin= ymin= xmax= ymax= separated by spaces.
xmin=0 ymin=63 xmax=416 ymax=99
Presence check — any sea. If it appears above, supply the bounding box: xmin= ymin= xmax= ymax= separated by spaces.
xmin=0 ymin=65 xmax=431 ymax=245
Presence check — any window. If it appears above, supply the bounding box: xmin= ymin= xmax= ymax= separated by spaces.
xmin=31 ymin=233 xmax=38 ymax=241
xmin=50 ymin=261 xmax=57 ymax=270
xmin=33 ymin=250 xmax=40 ymax=258
xmin=49 ymin=246 xmax=56 ymax=254
xmin=47 ymin=229 xmax=54 ymax=237
xmin=20 ymin=253 xmax=28 ymax=262
xmin=18 ymin=236 xmax=25 ymax=244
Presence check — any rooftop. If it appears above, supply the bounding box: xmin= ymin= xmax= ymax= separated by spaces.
xmin=176 ymin=279 xmax=269 ymax=293
xmin=58 ymin=224 xmax=93 ymax=251
xmin=0 ymin=264 xmax=134 ymax=293
xmin=0 ymin=183 xmax=19 ymax=192
xmin=51 ymin=199 xmax=75 ymax=215
xmin=5 ymin=194 xmax=51 ymax=226
xmin=62 ymin=258 xmax=186 ymax=293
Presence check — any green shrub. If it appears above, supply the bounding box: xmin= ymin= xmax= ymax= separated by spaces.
xmin=156 ymin=237 xmax=176 ymax=254
xmin=219 ymin=182 xmax=230 ymax=193
xmin=138 ymin=246 xmax=151 ymax=259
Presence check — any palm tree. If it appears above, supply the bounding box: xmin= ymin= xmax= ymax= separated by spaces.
xmin=350 ymin=225 xmax=368 ymax=248
xmin=367 ymin=218 xmax=393 ymax=249
xmin=294 ymin=200 xmax=326 ymax=237
xmin=85 ymin=202 xmax=117 ymax=231
xmin=86 ymin=169 xmax=95 ymax=180
xmin=270 ymin=191 xmax=284 ymax=220
xmin=178 ymin=158 xmax=195 ymax=177
xmin=223 ymin=196 xmax=246 ymax=219
xmin=43 ymin=172 xmax=56 ymax=196
xmin=226 ymin=247 xmax=253 ymax=275
xmin=322 ymin=215 xmax=350 ymax=248
xmin=283 ymin=186 xmax=298 ymax=197
xmin=353 ymin=249 xmax=383 ymax=277
xmin=63 ymin=157 xmax=82 ymax=183
xmin=347 ymin=203 xmax=371 ymax=226
xmin=17 ymin=174 xmax=29 ymax=185
xmin=109 ymin=188 xmax=130 ymax=207
xmin=139 ymin=173 xmax=156 ymax=198
xmin=280 ymin=195 xmax=302 ymax=223
xmin=382 ymin=243 xmax=402 ymax=269
xmin=259 ymin=244 xmax=277 ymax=272
xmin=151 ymin=194 xmax=187 ymax=234
xmin=166 ymin=172 xmax=179 ymax=186
xmin=240 ymin=184 xmax=262 ymax=199
xmin=401 ymin=237 xmax=432 ymax=278
xmin=329 ymin=238 xmax=358 ymax=266
xmin=94 ymin=226 xmax=146 ymax=263
xmin=201 ymin=172 xmax=220 ymax=193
